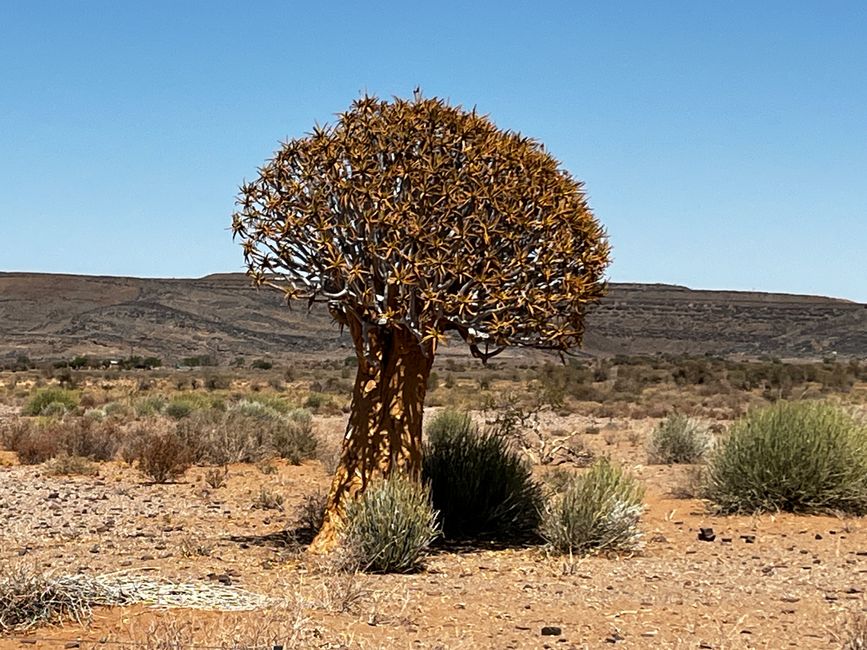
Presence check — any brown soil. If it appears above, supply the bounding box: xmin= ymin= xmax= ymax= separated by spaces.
xmin=1 ymin=413 xmax=865 ymax=649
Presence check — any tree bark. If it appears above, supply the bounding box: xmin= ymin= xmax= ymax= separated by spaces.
xmin=309 ymin=319 xmax=435 ymax=554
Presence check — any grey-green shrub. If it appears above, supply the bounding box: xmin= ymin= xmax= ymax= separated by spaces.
xmin=541 ymin=458 xmax=644 ymax=555
xmin=704 ymin=401 xmax=867 ymax=515
xmin=174 ymin=407 xmax=317 ymax=465
xmin=271 ymin=408 xmax=317 ymax=464
xmin=23 ymin=389 xmax=77 ymax=416
xmin=647 ymin=414 xmax=711 ymax=464
xmin=425 ymin=408 xmax=474 ymax=441
xmin=340 ymin=474 xmax=439 ymax=573
xmin=422 ymin=409 xmax=543 ymax=540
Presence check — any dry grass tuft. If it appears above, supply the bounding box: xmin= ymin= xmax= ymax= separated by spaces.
xmin=0 ymin=564 xmax=133 ymax=631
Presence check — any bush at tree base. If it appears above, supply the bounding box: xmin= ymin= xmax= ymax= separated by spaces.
xmin=339 ymin=474 xmax=439 ymax=573
xmin=422 ymin=409 xmax=543 ymax=541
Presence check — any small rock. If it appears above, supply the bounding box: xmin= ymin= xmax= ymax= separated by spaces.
xmin=740 ymin=534 xmax=756 ymax=544
xmin=814 ymin=533 xmax=823 ymax=540
xmin=64 ymin=643 xmax=80 ymax=649
xmin=541 ymin=626 xmax=562 ymax=636
xmin=697 ymin=527 xmax=716 ymax=542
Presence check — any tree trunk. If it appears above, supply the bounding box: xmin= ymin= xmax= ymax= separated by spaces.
xmin=309 ymin=320 xmax=435 ymax=554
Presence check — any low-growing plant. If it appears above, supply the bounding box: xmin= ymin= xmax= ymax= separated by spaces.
xmin=647 ymin=414 xmax=711 ymax=464
xmin=176 ymin=410 xmax=270 ymax=465
xmin=423 ymin=409 xmax=543 ymax=541
xmin=53 ymin=418 xmax=119 ymax=461
xmin=252 ymin=487 xmax=285 ymax=511
xmin=44 ymin=454 xmax=99 ymax=477
xmin=164 ymin=400 xmax=194 ymax=420
xmin=340 ymin=474 xmax=439 ymax=573
xmin=9 ymin=428 xmax=58 ymax=465
xmin=204 ymin=466 xmax=228 ymax=489
xmin=294 ymin=490 xmax=327 ymax=540
xmin=703 ymin=401 xmax=867 ymax=515
xmin=137 ymin=430 xmax=192 ymax=483
xmin=272 ymin=408 xmax=318 ymax=464
xmin=0 ymin=564 xmax=133 ymax=631
xmin=133 ymin=395 xmax=167 ymax=417
xmin=540 ymin=458 xmax=644 ymax=555
xmin=22 ymin=388 xmax=77 ymax=416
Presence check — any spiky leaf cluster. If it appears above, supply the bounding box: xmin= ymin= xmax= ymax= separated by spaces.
xmin=233 ymin=94 xmax=610 ymax=359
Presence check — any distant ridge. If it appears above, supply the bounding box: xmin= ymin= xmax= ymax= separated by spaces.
xmin=1 ymin=272 xmax=865 ymax=363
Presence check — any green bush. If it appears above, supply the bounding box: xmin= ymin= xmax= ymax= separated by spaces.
xmin=340 ymin=474 xmax=439 ymax=573
xmin=164 ymin=400 xmax=194 ymax=420
xmin=540 ymin=458 xmax=644 ymax=555
xmin=647 ymin=414 xmax=711 ymax=464
xmin=23 ymin=389 xmax=77 ymax=416
xmin=422 ymin=409 xmax=543 ymax=540
xmin=133 ymin=395 xmax=166 ymax=417
xmin=703 ymin=401 xmax=867 ymax=515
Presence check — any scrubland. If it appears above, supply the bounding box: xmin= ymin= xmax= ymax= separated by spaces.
xmin=0 ymin=355 xmax=865 ymax=649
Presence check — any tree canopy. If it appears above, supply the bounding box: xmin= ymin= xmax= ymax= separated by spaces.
xmin=233 ymin=94 xmax=610 ymax=362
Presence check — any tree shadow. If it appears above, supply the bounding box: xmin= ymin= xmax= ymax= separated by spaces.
xmin=225 ymin=523 xmax=317 ymax=549
xmin=428 ymin=531 xmax=543 ymax=555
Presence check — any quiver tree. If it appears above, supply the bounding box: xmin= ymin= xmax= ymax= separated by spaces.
xmin=232 ymin=93 xmax=610 ymax=552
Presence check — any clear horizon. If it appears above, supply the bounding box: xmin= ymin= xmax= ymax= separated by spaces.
xmin=2 ymin=2 xmax=866 ymax=302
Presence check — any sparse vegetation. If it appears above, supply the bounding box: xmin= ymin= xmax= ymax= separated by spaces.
xmin=704 ymin=401 xmax=867 ymax=515
xmin=340 ymin=474 xmax=440 ymax=573
xmin=540 ymin=458 xmax=644 ymax=555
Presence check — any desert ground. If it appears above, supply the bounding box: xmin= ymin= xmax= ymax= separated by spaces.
xmin=0 ymin=357 xmax=865 ymax=649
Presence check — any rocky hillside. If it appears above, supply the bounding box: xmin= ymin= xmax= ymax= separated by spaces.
xmin=1 ymin=272 xmax=865 ymax=363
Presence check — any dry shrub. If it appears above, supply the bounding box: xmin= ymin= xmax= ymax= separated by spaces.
xmin=204 ymin=466 xmax=228 ymax=489
xmin=137 ymin=429 xmax=193 ymax=483
xmin=176 ymin=409 xmax=270 ymax=465
xmin=291 ymin=490 xmax=327 ymax=542
xmin=175 ymin=407 xmax=317 ymax=466
xmin=10 ymin=428 xmax=58 ymax=465
xmin=272 ymin=408 xmax=317 ymax=464
xmin=0 ymin=419 xmax=33 ymax=451
xmin=0 ymin=564 xmax=131 ymax=631
xmin=124 ymin=602 xmax=310 ymax=650
xmin=44 ymin=455 xmax=99 ymax=476
xmin=53 ymin=417 xmax=120 ymax=461
xmin=251 ymin=487 xmax=285 ymax=511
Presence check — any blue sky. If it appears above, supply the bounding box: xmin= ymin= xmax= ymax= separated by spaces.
xmin=1 ymin=1 xmax=865 ymax=301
